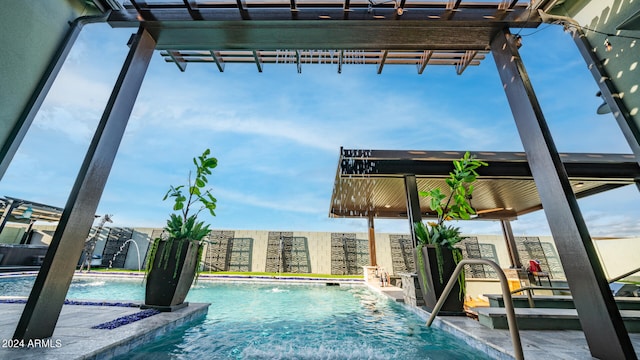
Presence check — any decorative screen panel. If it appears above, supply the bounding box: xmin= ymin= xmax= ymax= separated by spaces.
xmin=516 ymin=236 xmax=553 ymax=278
xmin=331 ymin=233 xmax=355 ymax=275
xmin=458 ymin=237 xmax=484 ymax=278
xmin=265 ymin=232 xmax=290 ymax=272
xmin=101 ymin=227 xmax=133 ymax=268
xmin=541 ymin=242 xmax=565 ymax=279
xmin=389 ymin=234 xmax=415 ymax=273
xmin=479 ymin=244 xmax=499 ymax=278
xmin=204 ymin=231 xmax=235 ymax=272
xmin=456 ymin=237 xmax=499 ymax=279
xmin=227 ymin=238 xmax=253 ymax=272
xmin=265 ymin=232 xmax=311 ymax=273
xmin=330 ymin=233 xmax=369 ymax=275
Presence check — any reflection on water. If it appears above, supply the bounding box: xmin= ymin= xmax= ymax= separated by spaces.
xmin=1 ymin=277 xmax=489 ymax=359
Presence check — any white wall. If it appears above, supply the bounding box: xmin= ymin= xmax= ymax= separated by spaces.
xmin=234 ymin=229 xmax=268 ymax=272
xmin=25 ymin=225 xmax=638 ymax=287
xmin=295 ymin=231 xmax=331 ymax=274
xmin=594 ymin=237 xmax=640 ymax=281
xmin=29 ymin=230 xmax=53 ymax=246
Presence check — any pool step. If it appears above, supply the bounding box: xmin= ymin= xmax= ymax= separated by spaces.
xmin=474 ymin=307 xmax=640 ymax=332
xmin=484 ymin=294 xmax=640 ymax=310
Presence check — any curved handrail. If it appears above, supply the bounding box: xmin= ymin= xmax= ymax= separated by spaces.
xmin=425 ymin=259 xmax=524 ymax=360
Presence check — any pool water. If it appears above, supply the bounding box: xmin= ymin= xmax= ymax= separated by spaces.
xmin=1 ymin=276 xmax=490 ymax=359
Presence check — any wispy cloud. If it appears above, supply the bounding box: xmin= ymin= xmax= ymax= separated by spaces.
xmin=44 ymin=71 xmax=114 ymax=112
xmin=34 ymin=107 xmax=97 ymax=143
xmin=2 ymin=23 xmax=638 ymax=239
xmin=585 ymin=213 xmax=640 ymax=237
xmin=216 ymin=187 xmax=326 ymax=215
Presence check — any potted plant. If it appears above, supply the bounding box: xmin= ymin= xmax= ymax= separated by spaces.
xmin=143 ymin=149 xmax=218 ymax=311
xmin=414 ymin=151 xmax=487 ymax=314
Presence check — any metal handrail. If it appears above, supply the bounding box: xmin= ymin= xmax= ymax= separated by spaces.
xmin=426 ymin=259 xmax=524 ymax=360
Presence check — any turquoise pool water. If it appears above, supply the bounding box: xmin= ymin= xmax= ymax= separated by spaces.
xmin=2 ymin=276 xmax=490 ymax=359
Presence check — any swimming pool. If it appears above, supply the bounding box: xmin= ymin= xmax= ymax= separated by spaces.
xmin=2 ymin=275 xmax=490 ymax=359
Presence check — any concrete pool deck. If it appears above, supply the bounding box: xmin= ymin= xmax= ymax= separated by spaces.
xmin=1 ymin=271 xmax=639 ymax=359
xmin=0 ymin=300 xmax=209 ymax=360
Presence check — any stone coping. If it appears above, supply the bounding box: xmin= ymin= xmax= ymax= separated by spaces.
xmin=0 ymin=301 xmax=209 ymax=360
xmin=0 ymin=271 xmax=365 ymax=286
xmin=71 ymin=271 xmax=365 ymax=284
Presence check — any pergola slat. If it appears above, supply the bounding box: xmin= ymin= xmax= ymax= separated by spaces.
xmin=252 ymin=50 xmax=263 ymax=72
xmin=377 ymin=50 xmax=388 ymax=74
xmin=456 ymin=50 xmax=478 ymax=75
xmin=167 ymin=50 xmax=187 ymax=71
xmin=160 ymin=49 xmax=484 ymax=74
xmin=417 ymin=50 xmax=433 ymax=74
xmin=210 ymin=50 xmax=225 ymax=72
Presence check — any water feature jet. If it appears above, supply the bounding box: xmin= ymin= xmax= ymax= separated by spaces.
xmin=107 ymin=239 xmax=142 ymax=272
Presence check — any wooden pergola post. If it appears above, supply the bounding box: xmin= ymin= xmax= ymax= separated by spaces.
xmin=367 ymin=214 xmax=377 ymax=266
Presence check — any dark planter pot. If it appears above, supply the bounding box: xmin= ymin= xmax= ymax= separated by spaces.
xmin=144 ymin=239 xmax=201 ymax=311
xmin=414 ymin=245 xmax=465 ymax=315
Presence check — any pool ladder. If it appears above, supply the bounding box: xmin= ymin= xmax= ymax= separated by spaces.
xmin=425 ymin=259 xmax=524 ymax=360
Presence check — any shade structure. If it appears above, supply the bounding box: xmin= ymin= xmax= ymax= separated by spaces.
xmin=105 ymin=0 xmax=551 ymax=74
xmin=329 ymin=149 xmax=640 ymax=220
xmin=0 ymin=197 xmax=63 ymax=223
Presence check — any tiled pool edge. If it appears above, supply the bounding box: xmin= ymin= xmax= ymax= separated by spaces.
xmin=0 ymin=271 xmax=364 ymax=281
xmin=367 ymin=283 xmax=514 ymax=360
xmin=69 ymin=271 xmax=365 ymax=285
xmin=428 ymin=315 xmax=515 ymax=360
xmin=85 ymin=302 xmax=210 ymax=360
xmin=401 ymin=302 xmax=515 ymax=360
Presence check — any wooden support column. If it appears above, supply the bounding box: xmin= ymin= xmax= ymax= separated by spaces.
xmin=13 ymin=26 xmax=155 ymax=340
xmin=491 ymin=28 xmax=636 ymax=360
xmin=500 ymin=219 xmax=521 ymax=268
xmin=367 ymin=214 xmax=377 ymax=266
xmin=404 ymin=174 xmax=422 ymax=248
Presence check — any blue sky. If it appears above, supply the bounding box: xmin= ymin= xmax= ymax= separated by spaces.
xmin=1 ymin=22 xmax=638 ymax=237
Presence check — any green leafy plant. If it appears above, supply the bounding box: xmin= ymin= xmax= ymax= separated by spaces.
xmin=415 ymin=152 xmax=488 ymax=296
xmin=146 ymin=149 xmax=218 ymax=279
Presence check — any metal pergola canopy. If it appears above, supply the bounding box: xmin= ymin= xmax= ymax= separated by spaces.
xmin=1 ymin=196 xmax=64 ymax=223
xmin=104 ymin=0 xmax=553 ymax=74
xmin=329 ymin=149 xmax=640 ymax=220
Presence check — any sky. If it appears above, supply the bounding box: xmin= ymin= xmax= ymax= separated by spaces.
xmin=1 ymin=21 xmax=638 ymax=238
